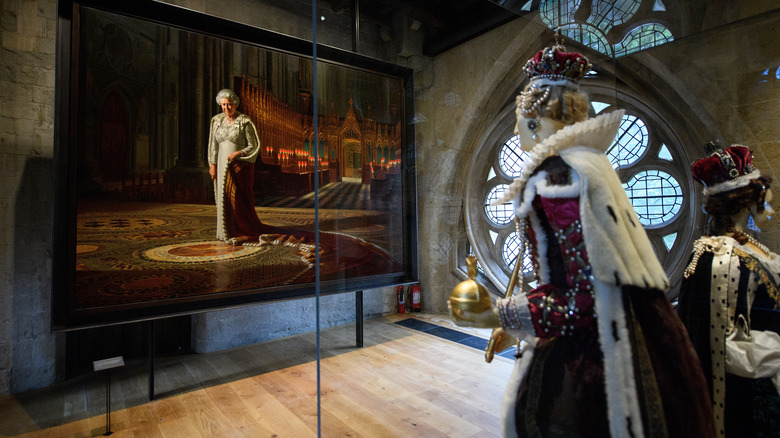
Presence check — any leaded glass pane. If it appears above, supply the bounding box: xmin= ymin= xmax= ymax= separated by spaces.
xmin=589 ymin=0 xmax=640 ymax=30
xmin=614 ymin=23 xmax=674 ymax=57
xmin=663 ymin=233 xmax=677 ymax=250
xmin=623 ymin=170 xmax=683 ymax=226
xmin=503 ymin=232 xmax=533 ymax=274
xmin=592 ymin=102 xmax=610 ymax=114
xmin=485 ymin=184 xmax=514 ymax=225
xmin=499 ymin=135 xmax=530 ymax=178
xmin=608 ymin=114 xmax=649 ymax=168
xmin=658 ymin=144 xmax=673 ymax=161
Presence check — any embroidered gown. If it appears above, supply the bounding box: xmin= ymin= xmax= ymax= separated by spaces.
xmin=495 ymin=111 xmax=715 ymax=438
xmin=678 ymin=236 xmax=780 ymax=438
xmin=208 ymin=112 xmax=274 ymax=244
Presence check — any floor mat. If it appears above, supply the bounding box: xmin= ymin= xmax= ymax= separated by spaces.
xmin=394 ymin=318 xmax=516 ymax=359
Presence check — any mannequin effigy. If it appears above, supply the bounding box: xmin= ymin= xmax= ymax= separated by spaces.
xmin=449 ymin=41 xmax=715 ymax=438
xmin=678 ymin=142 xmax=780 ymax=438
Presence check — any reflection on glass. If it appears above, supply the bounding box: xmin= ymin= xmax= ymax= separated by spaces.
xmin=537 ymin=0 xmax=674 ymax=57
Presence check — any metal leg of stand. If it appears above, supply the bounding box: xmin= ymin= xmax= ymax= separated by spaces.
xmin=94 ymin=357 xmax=123 ymax=435
xmin=148 ymin=320 xmax=155 ymax=401
xmin=103 ymin=369 xmax=112 ymax=436
xmin=355 ymin=290 xmax=363 ymax=348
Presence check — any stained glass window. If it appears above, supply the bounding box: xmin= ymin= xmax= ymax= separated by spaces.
xmin=614 ymin=24 xmax=674 ymax=57
xmin=540 ymin=0 xmax=674 ymax=58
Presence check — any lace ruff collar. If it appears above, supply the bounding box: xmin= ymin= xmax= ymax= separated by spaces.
xmin=497 ymin=110 xmax=625 ymax=205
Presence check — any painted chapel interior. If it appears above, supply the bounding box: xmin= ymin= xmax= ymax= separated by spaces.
xmin=1 ymin=0 xmax=779 ymax=436
xmin=71 ymin=6 xmax=409 ymax=316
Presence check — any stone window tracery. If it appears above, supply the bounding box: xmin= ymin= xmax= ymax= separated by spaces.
xmin=465 ymin=83 xmax=692 ymax=294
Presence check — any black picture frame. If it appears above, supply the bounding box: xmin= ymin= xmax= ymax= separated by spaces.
xmin=53 ymin=0 xmax=418 ymax=330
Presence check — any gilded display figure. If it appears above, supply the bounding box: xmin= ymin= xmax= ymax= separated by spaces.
xmin=449 ymin=42 xmax=715 ymax=437
xmin=678 ymin=142 xmax=780 ymax=438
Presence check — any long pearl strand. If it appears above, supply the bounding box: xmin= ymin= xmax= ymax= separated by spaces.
xmin=685 ymin=232 xmax=771 ymax=279
xmin=520 ymin=86 xmax=550 ymax=141
xmin=684 ymin=238 xmax=708 ymax=279
xmin=739 ymin=231 xmax=771 ymax=255
xmin=520 ymin=86 xmax=551 ymax=117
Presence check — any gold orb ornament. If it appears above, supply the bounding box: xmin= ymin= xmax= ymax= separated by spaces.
xmin=449 ymin=255 xmax=492 ymax=314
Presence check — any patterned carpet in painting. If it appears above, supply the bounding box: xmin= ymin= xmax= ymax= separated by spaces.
xmin=74 ymin=201 xmax=402 ymax=310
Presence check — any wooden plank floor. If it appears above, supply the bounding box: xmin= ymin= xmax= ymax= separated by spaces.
xmin=0 ymin=314 xmax=513 ymax=437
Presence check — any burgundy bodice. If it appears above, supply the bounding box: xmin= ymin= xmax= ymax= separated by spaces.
xmin=525 ymin=161 xmax=597 ymax=339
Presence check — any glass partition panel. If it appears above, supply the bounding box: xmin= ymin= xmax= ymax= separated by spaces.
xmin=51 ymin=1 xmax=414 ymax=435
xmin=612 ymin=7 xmax=780 ymax=437
xmin=40 ymin=1 xmax=779 ymax=436
xmin=311 ymin=1 xmax=594 ymax=436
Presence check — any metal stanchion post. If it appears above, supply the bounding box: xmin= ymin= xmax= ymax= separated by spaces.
xmin=93 ymin=356 xmax=125 ymax=436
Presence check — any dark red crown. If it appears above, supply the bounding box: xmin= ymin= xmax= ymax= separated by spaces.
xmin=523 ymin=44 xmax=591 ymax=83
xmin=691 ymin=142 xmax=759 ymax=195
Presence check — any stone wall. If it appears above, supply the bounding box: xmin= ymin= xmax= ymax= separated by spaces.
xmin=0 ymin=0 xmax=59 ymax=395
xmin=192 ymin=289 xmax=395 ymax=353
xmin=413 ymin=18 xmax=548 ymax=313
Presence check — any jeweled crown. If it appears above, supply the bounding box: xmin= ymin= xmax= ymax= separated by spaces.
xmin=523 ymin=43 xmax=591 ymax=84
xmin=691 ymin=141 xmax=759 ymax=196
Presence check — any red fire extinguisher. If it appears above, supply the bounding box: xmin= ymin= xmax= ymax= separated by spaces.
xmin=397 ymin=285 xmax=405 ymax=313
xmin=410 ymin=284 xmax=421 ymax=312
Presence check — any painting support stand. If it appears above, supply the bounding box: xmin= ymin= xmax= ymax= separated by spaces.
xmin=355 ymin=290 xmax=363 ymax=348
xmin=93 ymin=356 xmax=125 ymax=436
xmin=148 ymin=320 xmax=155 ymax=401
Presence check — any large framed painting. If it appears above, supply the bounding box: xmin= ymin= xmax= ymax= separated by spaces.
xmin=53 ymin=0 xmax=418 ymax=329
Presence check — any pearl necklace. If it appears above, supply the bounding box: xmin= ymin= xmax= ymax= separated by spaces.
xmin=685 ymin=233 xmax=771 ymax=279
xmin=520 ymin=86 xmax=551 ymax=117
